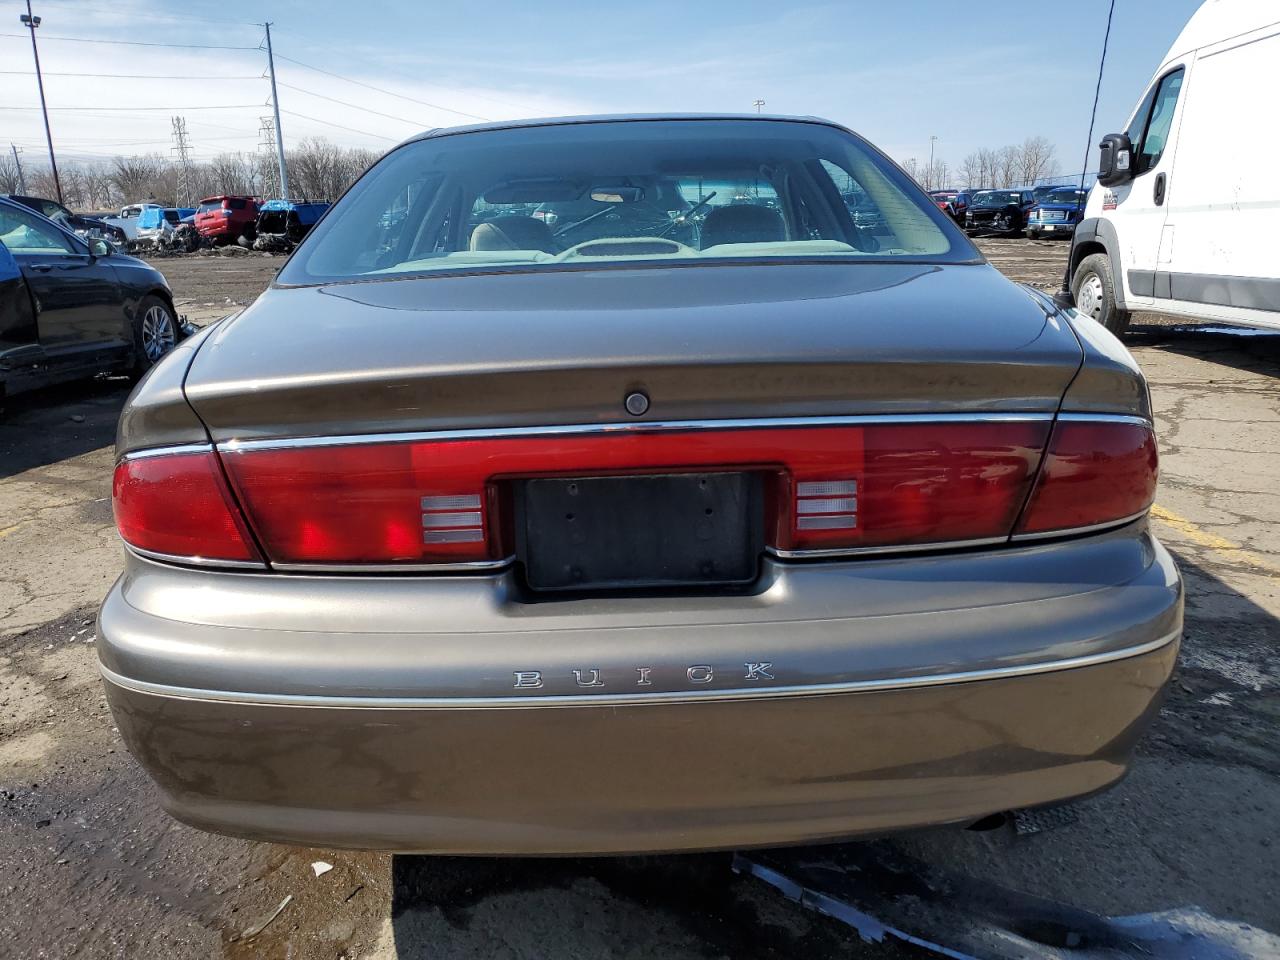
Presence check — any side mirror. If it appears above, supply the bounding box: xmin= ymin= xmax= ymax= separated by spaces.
xmin=88 ymin=237 xmax=115 ymax=258
xmin=1097 ymin=133 xmax=1133 ymax=186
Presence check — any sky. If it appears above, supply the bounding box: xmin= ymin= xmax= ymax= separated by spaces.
xmin=2 ymin=0 xmax=1206 ymax=181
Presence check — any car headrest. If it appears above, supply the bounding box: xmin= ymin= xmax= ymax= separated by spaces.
xmin=700 ymin=204 xmax=786 ymax=248
xmin=470 ymin=216 xmax=556 ymax=254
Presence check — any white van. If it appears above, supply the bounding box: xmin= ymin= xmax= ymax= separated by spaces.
xmin=1070 ymin=0 xmax=1280 ymax=333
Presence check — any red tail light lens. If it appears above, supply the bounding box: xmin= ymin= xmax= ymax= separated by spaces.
xmin=783 ymin=421 xmax=1051 ymax=552
xmin=112 ymin=451 xmax=260 ymax=562
xmin=222 ymin=443 xmax=495 ymax=566
xmin=1015 ymin=419 xmax=1157 ymax=536
xmin=219 ymin=420 xmax=1051 ymax=567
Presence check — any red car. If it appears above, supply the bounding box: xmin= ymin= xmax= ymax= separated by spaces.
xmin=929 ymin=190 xmax=969 ymax=222
xmin=194 ymin=195 xmax=259 ymax=245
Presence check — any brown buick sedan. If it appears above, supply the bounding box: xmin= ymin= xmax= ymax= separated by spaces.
xmin=100 ymin=115 xmax=1181 ymax=854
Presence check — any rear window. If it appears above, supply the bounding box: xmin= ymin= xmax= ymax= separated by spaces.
xmin=281 ymin=119 xmax=964 ymax=285
xmin=197 ymin=201 xmax=222 ymax=213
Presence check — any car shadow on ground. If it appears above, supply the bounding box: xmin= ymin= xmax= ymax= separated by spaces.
xmin=0 ymin=376 xmax=132 ymax=479
xmin=380 ymin=547 xmax=1279 ymax=959
xmin=385 ymin=852 xmax=914 ymax=958
xmin=1129 ymin=321 xmax=1280 ymax=378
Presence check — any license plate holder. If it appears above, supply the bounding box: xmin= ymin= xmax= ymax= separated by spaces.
xmin=518 ymin=472 xmax=763 ymax=591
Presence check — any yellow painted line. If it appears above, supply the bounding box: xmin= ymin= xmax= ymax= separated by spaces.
xmin=1151 ymin=504 xmax=1280 ymax=576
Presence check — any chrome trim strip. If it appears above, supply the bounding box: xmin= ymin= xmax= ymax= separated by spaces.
xmin=1010 ymin=510 xmax=1150 ymax=543
xmin=118 ymin=442 xmax=213 ymax=463
xmin=125 ymin=544 xmax=268 ymax=570
xmin=217 ymin=413 xmax=1058 ymax=453
xmin=98 ymin=629 xmax=1180 ymax=710
xmin=270 ymin=556 xmax=514 ymax=573
xmin=1056 ymin=413 xmax=1153 ymax=427
xmin=769 ymin=534 xmax=1009 ymax=559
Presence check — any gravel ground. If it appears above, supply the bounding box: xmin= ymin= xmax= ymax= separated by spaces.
xmin=1 ymin=238 xmax=1276 ymax=958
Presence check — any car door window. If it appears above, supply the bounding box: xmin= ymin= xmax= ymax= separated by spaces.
xmin=1134 ymin=68 xmax=1184 ymax=175
xmin=0 ymin=204 xmax=78 ymax=255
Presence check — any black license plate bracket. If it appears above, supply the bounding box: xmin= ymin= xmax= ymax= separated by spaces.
xmin=518 ymin=472 xmax=763 ymax=592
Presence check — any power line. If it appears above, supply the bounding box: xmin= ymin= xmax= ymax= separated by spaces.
xmin=0 ymin=70 xmax=262 ymax=80
xmin=277 ymin=82 xmax=425 ymax=127
xmin=278 ymin=109 xmax=396 ymax=142
xmin=0 ymin=32 xmax=259 ymax=50
xmin=0 ymin=104 xmax=264 ymax=112
xmin=275 ymin=54 xmax=490 ymax=122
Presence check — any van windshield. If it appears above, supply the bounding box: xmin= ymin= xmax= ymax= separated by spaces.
xmin=281 ymin=119 xmax=965 ymax=285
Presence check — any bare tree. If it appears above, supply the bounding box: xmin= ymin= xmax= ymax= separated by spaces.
xmin=111 ymin=155 xmax=168 ymax=203
xmin=1016 ymin=135 xmax=1058 ymax=186
xmin=205 ymin=153 xmax=256 ymax=196
xmin=996 ymin=145 xmax=1020 ymax=188
xmin=0 ymin=152 xmax=21 ymax=193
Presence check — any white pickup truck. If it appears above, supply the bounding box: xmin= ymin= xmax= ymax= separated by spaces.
xmin=101 ymin=203 xmax=163 ymax=243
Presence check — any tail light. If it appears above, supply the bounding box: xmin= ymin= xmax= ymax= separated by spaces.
xmin=217 ymin=420 xmax=1050 ymax=567
xmin=1015 ymin=418 xmax=1157 ymax=536
xmin=113 ymin=416 xmax=1156 ymax=572
xmin=112 ymin=450 xmax=260 ymax=563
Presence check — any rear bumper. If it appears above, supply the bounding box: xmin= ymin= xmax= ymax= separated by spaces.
xmin=98 ymin=523 xmax=1181 ymax=854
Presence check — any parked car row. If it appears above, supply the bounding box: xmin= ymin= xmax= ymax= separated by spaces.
xmin=926 ymin=186 xmax=1086 ymax=239
xmin=9 ymin=194 xmax=334 ymax=256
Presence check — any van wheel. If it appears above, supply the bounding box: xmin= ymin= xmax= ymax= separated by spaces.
xmin=1072 ymin=253 xmax=1131 ymax=336
xmin=132 ymin=295 xmax=180 ymax=374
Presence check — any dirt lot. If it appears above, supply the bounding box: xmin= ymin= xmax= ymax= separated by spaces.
xmin=1 ymin=240 xmax=1277 ymax=958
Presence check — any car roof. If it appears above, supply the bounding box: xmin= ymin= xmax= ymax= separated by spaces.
xmin=401 ymin=113 xmax=849 ymax=146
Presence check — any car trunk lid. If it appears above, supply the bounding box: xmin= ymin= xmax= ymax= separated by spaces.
xmin=183 ymin=261 xmax=1082 ymax=441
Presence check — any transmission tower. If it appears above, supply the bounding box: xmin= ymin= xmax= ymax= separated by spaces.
xmin=257 ymin=116 xmax=280 ymax=198
xmin=170 ymin=116 xmax=194 ymax=206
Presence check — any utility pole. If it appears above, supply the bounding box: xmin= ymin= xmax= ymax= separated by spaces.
xmin=262 ymin=22 xmax=289 ymax=199
xmin=171 ymin=116 xmax=193 ymax=206
xmin=752 ymin=99 xmax=766 ymax=114
xmin=20 ymin=0 xmax=61 ymax=204
xmin=928 ymin=135 xmax=938 ymax=191
xmin=10 ymin=144 xmax=26 ymax=193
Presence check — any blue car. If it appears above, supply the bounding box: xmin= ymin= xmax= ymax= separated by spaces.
xmin=1025 ymin=187 xmax=1087 ymax=239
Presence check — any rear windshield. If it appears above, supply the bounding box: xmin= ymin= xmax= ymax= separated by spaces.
xmin=281 ymin=119 xmax=965 ymax=285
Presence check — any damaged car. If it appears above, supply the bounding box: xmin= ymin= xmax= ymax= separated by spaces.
xmin=5 ymin=194 xmax=128 ymax=246
xmin=101 ymin=115 xmax=1180 ymax=855
xmin=248 ymin=199 xmax=330 ymax=252
xmin=134 ymin=206 xmax=199 ymax=252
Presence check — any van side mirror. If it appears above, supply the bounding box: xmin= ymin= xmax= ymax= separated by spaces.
xmin=1097 ymin=133 xmax=1134 ymax=186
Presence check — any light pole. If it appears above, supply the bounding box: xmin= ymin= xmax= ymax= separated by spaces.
xmin=928 ymin=135 xmax=938 ymax=191
xmin=753 ymin=99 xmax=765 ymax=114
xmin=20 ymin=0 xmax=61 ymax=204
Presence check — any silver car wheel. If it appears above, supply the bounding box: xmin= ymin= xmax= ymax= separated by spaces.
xmin=141 ymin=304 xmax=176 ymax=361
xmin=1077 ymin=272 xmax=1105 ymax=321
